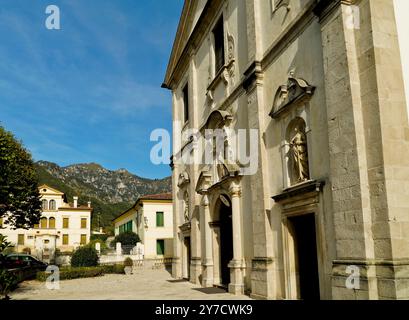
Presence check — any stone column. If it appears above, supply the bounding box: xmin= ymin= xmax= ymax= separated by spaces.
xmin=201 ymin=193 xmax=214 ymax=287
xmin=228 ymin=182 xmax=244 ymax=295
xmin=317 ymin=0 xmax=409 ymax=299
xmin=190 ymin=207 xmax=201 ymax=284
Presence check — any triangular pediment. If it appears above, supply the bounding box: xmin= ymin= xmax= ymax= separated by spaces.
xmin=38 ymin=184 xmax=64 ymax=195
xmin=195 ymin=167 xmax=212 ymax=194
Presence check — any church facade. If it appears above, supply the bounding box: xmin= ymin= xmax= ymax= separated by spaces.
xmin=162 ymin=0 xmax=409 ymax=299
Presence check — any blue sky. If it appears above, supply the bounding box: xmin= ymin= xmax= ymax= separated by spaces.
xmin=0 ymin=0 xmax=183 ymax=179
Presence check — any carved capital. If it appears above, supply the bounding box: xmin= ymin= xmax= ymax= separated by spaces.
xmin=229 ymin=182 xmax=241 ymax=198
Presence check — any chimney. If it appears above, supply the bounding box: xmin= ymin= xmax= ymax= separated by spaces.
xmin=87 ymin=201 xmax=91 ymax=208
xmin=73 ymin=196 xmax=78 ymax=208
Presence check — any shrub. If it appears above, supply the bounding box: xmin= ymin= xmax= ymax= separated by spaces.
xmin=36 ymin=265 xmax=125 ymax=281
xmin=90 ymin=234 xmax=109 ymax=242
xmin=0 ymin=269 xmax=18 ymax=300
xmin=71 ymin=247 xmax=99 ymax=267
xmin=36 ymin=266 xmax=104 ymax=282
xmin=0 ymin=235 xmax=11 ymax=254
xmin=101 ymin=264 xmax=125 ymax=274
xmin=124 ymin=257 xmax=133 ymax=267
xmin=112 ymin=231 xmax=140 ymax=247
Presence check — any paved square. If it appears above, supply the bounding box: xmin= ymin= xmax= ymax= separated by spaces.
xmin=10 ymin=268 xmax=252 ymax=300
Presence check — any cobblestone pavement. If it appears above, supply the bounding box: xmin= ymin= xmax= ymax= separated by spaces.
xmin=10 ymin=268 xmax=252 ymax=300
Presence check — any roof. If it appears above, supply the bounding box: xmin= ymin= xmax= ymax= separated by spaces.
xmin=112 ymin=192 xmax=173 ymax=222
xmin=138 ymin=193 xmax=172 ymax=201
xmin=38 ymin=184 xmax=64 ymax=195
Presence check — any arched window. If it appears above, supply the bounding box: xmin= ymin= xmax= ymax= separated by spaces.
xmin=41 ymin=199 xmax=48 ymax=211
xmin=48 ymin=217 xmax=56 ymax=229
xmin=40 ymin=217 xmax=48 ymax=229
xmin=49 ymin=200 xmax=56 ymax=211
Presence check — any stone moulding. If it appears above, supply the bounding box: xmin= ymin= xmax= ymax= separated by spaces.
xmin=271 ymin=179 xmax=325 ymax=202
xmin=269 ymin=76 xmax=316 ymax=119
xmin=179 ymin=222 xmax=191 ymax=233
xmin=177 ymin=171 xmax=190 ymax=188
xmin=251 ymin=257 xmax=274 ymax=271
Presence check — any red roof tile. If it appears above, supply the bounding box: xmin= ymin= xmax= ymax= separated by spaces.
xmin=139 ymin=193 xmax=172 ymax=201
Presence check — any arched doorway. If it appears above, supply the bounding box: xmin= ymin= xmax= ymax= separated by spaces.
xmin=217 ymin=196 xmax=233 ymax=287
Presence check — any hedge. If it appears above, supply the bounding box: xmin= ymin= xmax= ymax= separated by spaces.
xmin=36 ymin=264 xmax=125 ymax=282
xmin=71 ymin=247 xmax=99 ymax=267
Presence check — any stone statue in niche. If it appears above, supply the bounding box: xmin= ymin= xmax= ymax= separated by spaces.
xmin=289 ymin=125 xmax=309 ymax=183
xmin=184 ymin=192 xmax=190 ymax=222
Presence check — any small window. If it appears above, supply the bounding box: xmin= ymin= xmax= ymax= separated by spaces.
xmin=81 ymin=218 xmax=87 ymax=229
xmin=34 ymin=223 xmax=39 ymax=229
xmin=40 ymin=217 xmax=48 ymax=229
xmin=62 ymin=234 xmax=69 ymax=245
xmin=80 ymin=234 xmax=87 ymax=245
xmin=156 ymin=239 xmax=165 ymax=255
xmin=18 ymin=234 xmax=25 ymax=245
xmin=42 ymin=199 xmax=48 ymax=211
xmin=183 ymin=83 xmax=189 ymax=123
xmin=49 ymin=217 xmax=56 ymax=229
xmin=28 ymin=236 xmax=34 ymax=240
xmin=156 ymin=212 xmax=164 ymax=227
xmin=49 ymin=200 xmax=56 ymax=210
xmin=63 ymin=218 xmax=69 ymax=229
xmin=213 ymin=16 xmax=225 ymax=74
xmin=44 ymin=239 xmax=50 ymax=244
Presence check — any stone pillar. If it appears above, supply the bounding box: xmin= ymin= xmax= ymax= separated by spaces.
xmin=244 ymin=61 xmax=276 ymax=299
xmin=201 ymin=193 xmax=214 ymax=287
xmin=190 ymin=206 xmax=202 ymax=284
xmin=95 ymin=242 xmax=101 ymax=255
xmin=228 ymin=182 xmax=244 ymax=295
xmin=317 ymin=0 xmax=409 ymax=299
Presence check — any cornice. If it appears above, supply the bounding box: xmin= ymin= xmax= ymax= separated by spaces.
xmin=163 ymin=0 xmax=224 ymax=90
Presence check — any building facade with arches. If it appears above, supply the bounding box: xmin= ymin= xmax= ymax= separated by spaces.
xmin=162 ymin=0 xmax=409 ymax=299
xmin=0 ymin=185 xmax=92 ymax=262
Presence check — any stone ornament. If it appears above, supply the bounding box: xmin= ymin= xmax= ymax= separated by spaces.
xmin=272 ymin=0 xmax=291 ymax=13
xmin=269 ymin=73 xmax=315 ymax=119
xmin=177 ymin=171 xmax=190 ymax=188
xmin=289 ymin=124 xmax=309 ymax=183
xmin=184 ymin=192 xmax=190 ymax=222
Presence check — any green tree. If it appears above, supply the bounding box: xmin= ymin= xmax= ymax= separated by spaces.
xmin=71 ymin=247 xmax=99 ymax=267
xmin=112 ymin=231 xmax=140 ymax=247
xmin=0 ymin=126 xmax=42 ymax=229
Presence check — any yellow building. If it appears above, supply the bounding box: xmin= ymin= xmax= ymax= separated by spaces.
xmin=0 ymin=185 xmax=92 ymax=262
xmin=113 ymin=193 xmax=173 ymax=259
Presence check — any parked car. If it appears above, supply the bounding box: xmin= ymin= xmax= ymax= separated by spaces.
xmin=5 ymin=254 xmax=48 ymax=271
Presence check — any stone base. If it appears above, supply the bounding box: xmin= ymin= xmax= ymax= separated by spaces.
xmin=190 ymin=257 xmax=202 ymax=285
xmin=228 ymin=259 xmax=245 ymax=295
xmin=332 ymin=259 xmax=409 ymax=300
xmin=172 ymin=257 xmax=182 ymax=279
xmin=202 ymin=262 xmax=214 ymax=287
xmin=250 ymin=257 xmax=275 ymax=299
xmin=229 ymin=283 xmax=244 ymax=295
